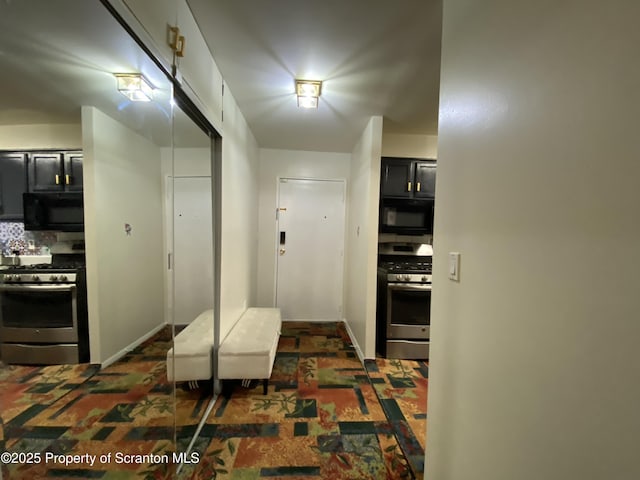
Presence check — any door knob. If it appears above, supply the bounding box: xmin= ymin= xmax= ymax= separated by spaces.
xmin=279 ymin=249 xmax=286 ymax=256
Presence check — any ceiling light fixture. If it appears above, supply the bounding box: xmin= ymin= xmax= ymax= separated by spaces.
xmin=295 ymin=79 xmax=322 ymax=109
xmin=115 ymin=73 xmax=154 ymax=102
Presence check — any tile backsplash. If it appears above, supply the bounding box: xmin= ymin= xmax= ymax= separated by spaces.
xmin=0 ymin=222 xmax=57 ymax=255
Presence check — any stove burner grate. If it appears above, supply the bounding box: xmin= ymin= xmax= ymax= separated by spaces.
xmin=379 ymin=261 xmax=432 ymax=274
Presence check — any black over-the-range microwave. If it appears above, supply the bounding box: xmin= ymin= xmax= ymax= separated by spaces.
xmin=23 ymin=192 xmax=84 ymax=232
xmin=379 ymin=198 xmax=434 ymax=235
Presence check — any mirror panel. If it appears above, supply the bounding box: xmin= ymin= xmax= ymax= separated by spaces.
xmin=170 ymin=104 xmax=215 ymax=478
xmin=0 ymin=0 xmax=211 ymax=477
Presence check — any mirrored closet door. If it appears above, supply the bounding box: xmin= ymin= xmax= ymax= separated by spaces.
xmin=0 ymin=1 xmax=216 ymax=477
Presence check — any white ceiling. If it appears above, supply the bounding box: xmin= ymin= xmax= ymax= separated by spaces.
xmin=0 ymin=0 xmax=208 ymax=148
xmin=0 ymin=0 xmax=442 ymax=153
xmin=187 ymin=0 xmax=442 ymax=152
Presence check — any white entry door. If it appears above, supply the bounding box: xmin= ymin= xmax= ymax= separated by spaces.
xmin=173 ymin=176 xmax=214 ymax=325
xmin=276 ymin=178 xmax=346 ymax=320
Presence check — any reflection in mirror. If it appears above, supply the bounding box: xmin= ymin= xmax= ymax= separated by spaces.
xmin=168 ymin=95 xmax=216 ymax=477
xmin=0 ymin=0 xmax=212 ymax=477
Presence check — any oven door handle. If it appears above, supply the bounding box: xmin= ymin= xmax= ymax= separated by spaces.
xmin=388 ymin=283 xmax=432 ymax=291
xmin=0 ymin=284 xmax=76 ymax=292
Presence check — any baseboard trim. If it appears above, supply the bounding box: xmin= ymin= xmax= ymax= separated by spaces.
xmin=283 ymin=318 xmax=366 ymax=365
xmin=101 ymin=322 xmax=167 ymax=368
xmin=342 ymin=319 xmax=365 ymax=366
xmin=283 ymin=318 xmax=341 ymax=323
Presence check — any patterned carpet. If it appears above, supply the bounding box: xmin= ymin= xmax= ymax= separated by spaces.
xmin=1 ymin=322 xmax=428 ymax=479
xmin=180 ymin=322 xmax=418 ymax=479
xmin=365 ymin=358 xmax=428 ymax=477
xmin=0 ymin=326 xmax=209 ymax=479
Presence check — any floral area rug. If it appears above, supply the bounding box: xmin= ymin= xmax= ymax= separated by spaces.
xmin=0 ymin=326 xmax=210 ymax=479
xmin=364 ymin=358 xmax=428 ymax=478
xmin=181 ymin=322 xmax=415 ymax=480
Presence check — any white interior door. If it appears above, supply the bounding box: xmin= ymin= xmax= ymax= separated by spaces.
xmin=276 ymin=178 xmax=346 ymax=320
xmin=173 ymin=176 xmax=213 ymax=325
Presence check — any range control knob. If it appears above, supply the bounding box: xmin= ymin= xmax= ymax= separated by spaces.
xmin=32 ymin=275 xmax=40 ymax=281
xmin=404 ymin=275 xmax=412 ymax=282
xmin=396 ymin=274 xmax=403 ymax=281
xmin=50 ymin=275 xmax=58 ymax=281
xmin=59 ymin=275 xmax=68 ymax=282
xmin=422 ymin=276 xmax=429 ymax=283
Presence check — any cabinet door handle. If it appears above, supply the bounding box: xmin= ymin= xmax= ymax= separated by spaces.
xmin=416 ymin=182 xmax=421 ymax=192
xmin=407 ymin=181 xmax=412 ymax=192
xmin=176 ymin=35 xmax=185 ymax=57
xmin=65 ymin=175 xmax=70 ymax=185
xmin=55 ymin=174 xmax=60 ymax=185
xmin=168 ymin=26 xmax=185 ymax=57
xmin=168 ymin=26 xmax=180 ymax=51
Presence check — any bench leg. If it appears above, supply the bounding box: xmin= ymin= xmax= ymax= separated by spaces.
xmin=200 ymin=378 xmax=214 ymax=394
xmin=263 ymin=379 xmax=268 ymax=395
xmin=221 ymin=379 xmax=234 ymax=398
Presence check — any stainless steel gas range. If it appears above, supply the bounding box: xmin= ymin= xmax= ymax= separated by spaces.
xmin=0 ymin=253 xmax=89 ymax=365
xmin=377 ymin=242 xmax=432 ymax=359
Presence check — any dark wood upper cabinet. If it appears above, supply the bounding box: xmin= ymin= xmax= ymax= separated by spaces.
xmin=27 ymin=151 xmax=83 ymax=192
xmin=0 ymin=150 xmax=83 ymax=222
xmin=381 ymin=157 xmax=436 ymax=199
xmin=381 ymin=158 xmax=414 ymax=198
xmin=0 ymin=152 xmax=28 ymax=220
xmin=27 ymin=152 xmax=64 ymax=192
xmin=414 ymin=161 xmax=436 ymax=199
xmin=63 ymin=151 xmax=84 ymax=192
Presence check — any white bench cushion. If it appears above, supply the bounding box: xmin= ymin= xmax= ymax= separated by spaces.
xmin=166 ymin=309 xmax=213 ymax=382
xmin=218 ymin=307 xmax=281 ymax=380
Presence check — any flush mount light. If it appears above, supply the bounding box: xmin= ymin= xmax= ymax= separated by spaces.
xmin=295 ymin=79 xmax=322 ymax=109
xmin=115 ymin=73 xmax=154 ymax=102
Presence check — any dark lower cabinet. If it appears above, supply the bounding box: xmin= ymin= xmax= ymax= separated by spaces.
xmin=0 ymin=152 xmax=28 ymax=220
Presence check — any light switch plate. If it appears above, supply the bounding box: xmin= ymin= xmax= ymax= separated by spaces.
xmin=448 ymin=252 xmax=460 ymax=281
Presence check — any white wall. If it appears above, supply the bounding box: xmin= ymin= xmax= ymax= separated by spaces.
xmin=427 ymin=1 xmax=640 ymax=479
xmin=173 ymin=147 xmax=211 ymax=177
xmin=218 ymin=87 xmax=260 ymax=341
xmin=0 ymin=123 xmax=81 ymax=150
xmin=381 ymin=132 xmax=438 ymax=159
xmin=344 ymin=116 xmax=383 ymax=360
xmin=256 ymin=148 xmax=351 ymax=307
xmin=82 ymin=106 xmax=165 ymax=364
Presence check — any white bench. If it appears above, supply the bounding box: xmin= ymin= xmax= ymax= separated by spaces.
xmin=166 ymin=309 xmax=214 ymax=384
xmin=218 ymin=307 xmax=281 ymax=395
